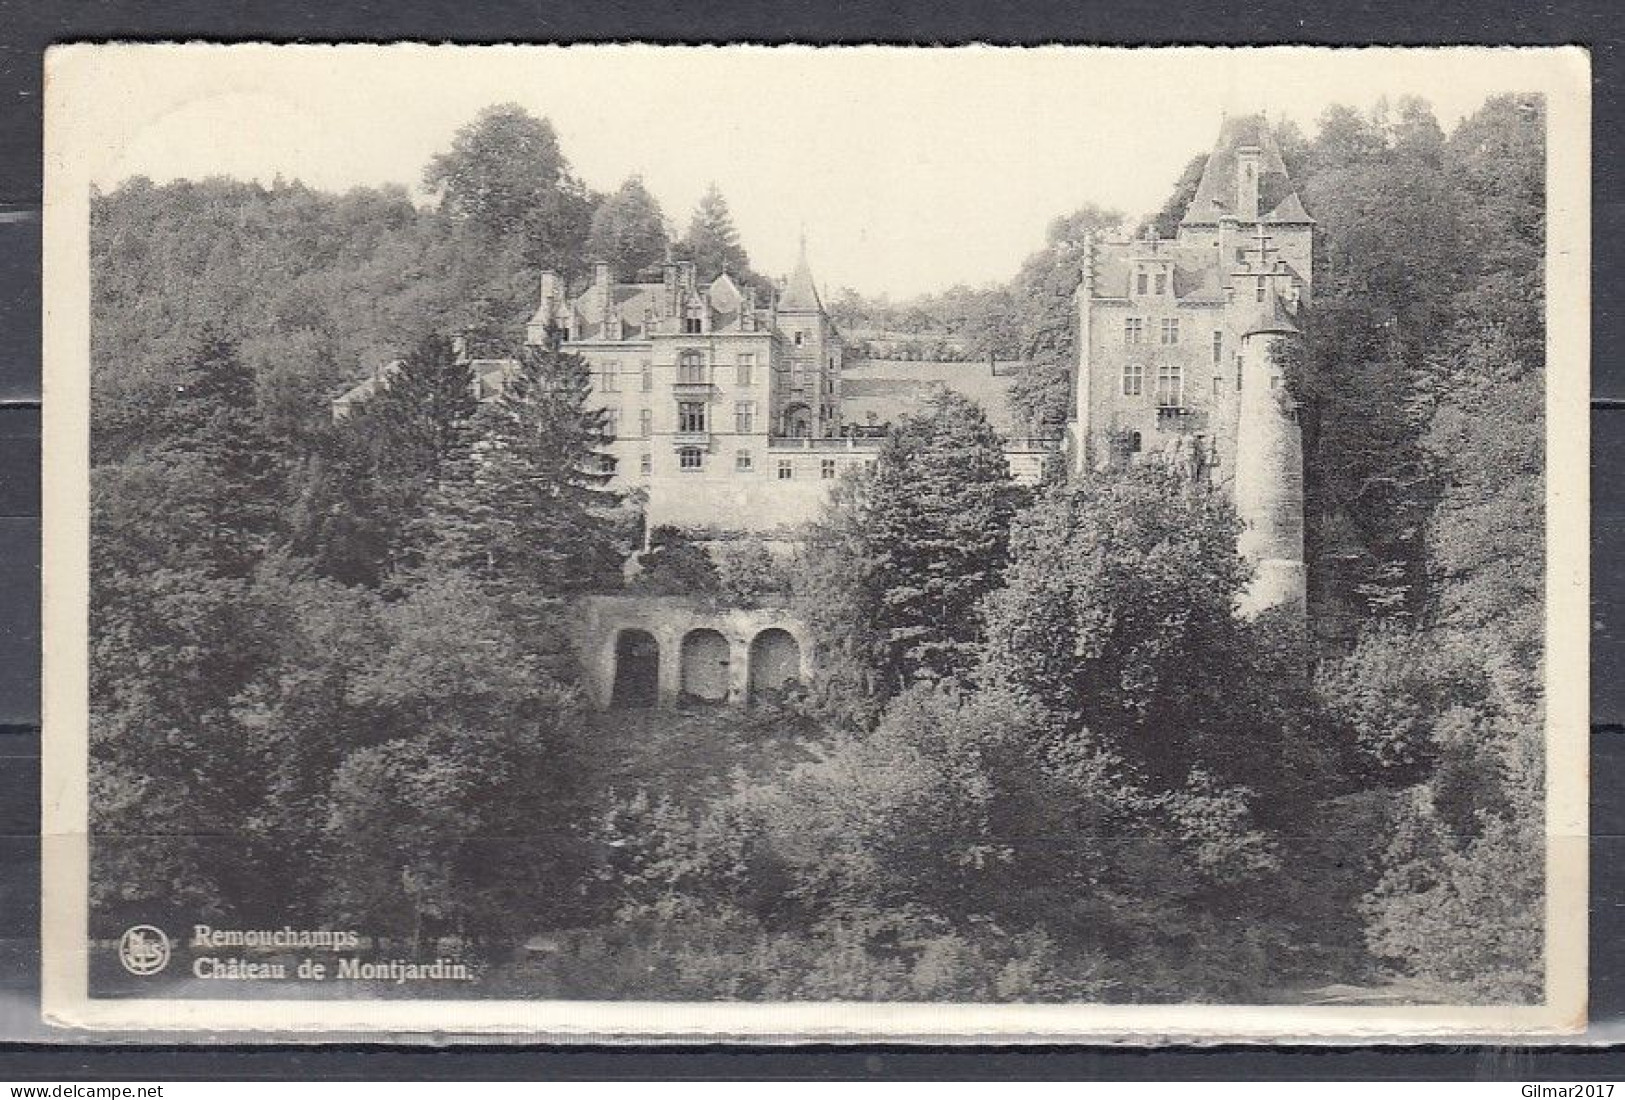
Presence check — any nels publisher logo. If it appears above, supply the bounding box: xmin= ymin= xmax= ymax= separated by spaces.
xmin=117 ymin=925 xmax=170 ymax=976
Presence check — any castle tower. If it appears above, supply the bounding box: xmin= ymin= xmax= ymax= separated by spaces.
xmin=774 ymin=235 xmax=842 ymax=438
xmin=1231 ymin=225 xmax=1306 ymax=617
xmin=1069 ymin=113 xmax=1313 ymax=618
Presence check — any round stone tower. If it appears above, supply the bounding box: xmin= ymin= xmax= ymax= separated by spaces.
xmin=1232 ymin=286 xmax=1306 ymax=617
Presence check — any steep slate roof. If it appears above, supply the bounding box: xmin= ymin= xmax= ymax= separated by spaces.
xmin=1180 ymin=113 xmax=1314 ymax=227
xmin=839 ymin=359 xmax=1031 ymax=435
xmin=779 ymin=244 xmax=823 ymax=312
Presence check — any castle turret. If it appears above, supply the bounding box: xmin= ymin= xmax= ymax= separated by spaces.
xmin=1232 ymin=228 xmax=1306 ymax=617
xmin=1071 ymin=232 xmax=1096 ymax=474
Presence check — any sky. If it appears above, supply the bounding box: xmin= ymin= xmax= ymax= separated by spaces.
xmin=57 ymin=45 xmax=1576 ymax=299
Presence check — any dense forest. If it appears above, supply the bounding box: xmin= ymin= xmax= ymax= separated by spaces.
xmin=88 ymin=95 xmax=1546 ymax=1002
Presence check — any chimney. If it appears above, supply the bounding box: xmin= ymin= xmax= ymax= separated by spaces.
xmin=677 ymin=260 xmax=696 ymax=291
xmin=593 ymin=261 xmax=611 ymax=288
xmin=539 ymin=270 xmax=561 ymax=306
xmin=1236 ymin=145 xmax=1262 ymax=222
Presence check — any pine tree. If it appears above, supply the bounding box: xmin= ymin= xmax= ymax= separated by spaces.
xmin=289 ymin=332 xmax=475 ymax=587
xmin=676 ymin=184 xmax=753 ymax=282
xmin=162 ymin=331 xmax=283 ymax=577
xmin=412 ymin=342 xmax=627 ymax=605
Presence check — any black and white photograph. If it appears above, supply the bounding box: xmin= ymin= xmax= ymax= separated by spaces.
xmin=39 ymin=44 xmax=1589 ymax=1039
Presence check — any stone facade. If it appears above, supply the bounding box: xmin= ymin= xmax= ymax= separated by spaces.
xmin=529 ymin=247 xmax=1057 ymax=534
xmin=1072 ymin=113 xmax=1312 ymax=615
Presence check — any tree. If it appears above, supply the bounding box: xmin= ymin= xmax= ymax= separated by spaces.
xmin=676 ymin=184 xmax=754 ymax=283
xmin=979 ymin=462 xmax=1335 ymax=811
xmin=1005 ymin=204 xmax=1124 ymax=434
xmin=1144 ymin=153 xmax=1206 ymax=238
xmin=585 ymin=176 xmax=670 ymax=279
xmin=410 ymin=342 xmax=628 ymax=606
xmin=325 ymin=573 xmax=597 ymax=949
xmin=629 ymin=525 xmax=721 ymax=596
xmin=714 ymin=538 xmax=791 ymax=609
xmin=423 ymin=103 xmax=594 ymax=276
xmin=289 ymin=332 xmax=476 ymax=587
xmin=797 ymin=390 xmax=1022 ymax=697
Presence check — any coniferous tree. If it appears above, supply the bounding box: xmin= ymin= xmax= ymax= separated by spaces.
xmin=412 ymin=342 xmax=627 ymax=605
xmin=290 ymin=332 xmax=475 ymax=587
xmin=676 ymin=184 xmax=754 ymax=283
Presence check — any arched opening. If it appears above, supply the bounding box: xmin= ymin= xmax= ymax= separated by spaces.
xmin=680 ymin=628 xmax=731 ymax=703
xmin=611 ymin=629 xmax=660 ymax=708
xmin=781 ymin=403 xmax=813 ymax=438
xmin=749 ymin=628 xmax=802 ymax=702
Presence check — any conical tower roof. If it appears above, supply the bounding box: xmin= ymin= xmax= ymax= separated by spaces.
xmin=779 ymin=236 xmax=823 ymax=312
xmin=1181 ymin=113 xmax=1314 ymax=227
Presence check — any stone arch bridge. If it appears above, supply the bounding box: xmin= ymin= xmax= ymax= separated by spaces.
xmin=573 ymin=595 xmax=813 ymax=709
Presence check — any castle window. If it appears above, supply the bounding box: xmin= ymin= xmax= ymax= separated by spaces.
xmin=1235 ymin=352 xmax=1244 ymax=391
xmin=684 ymin=317 xmax=703 ymax=334
xmin=737 ymin=355 xmax=755 ymax=386
xmin=777 ymin=459 xmax=794 ymax=480
xmin=1136 ymin=272 xmax=1149 ymax=295
xmin=604 ymin=409 xmax=619 ymax=439
xmin=1160 ymin=318 xmax=1180 ymax=345
xmin=1155 ymin=362 xmax=1184 ymax=408
xmin=794 ymin=331 xmax=805 ymax=346
xmin=639 ymin=453 xmax=652 ymax=476
xmin=678 ymin=401 xmax=707 ymax=434
xmin=1124 ymin=318 xmax=1143 ymax=344
xmin=641 ymin=361 xmax=653 ymax=392
xmin=1212 ymin=331 xmax=1223 ymax=365
xmin=1122 ymin=362 xmax=1144 ymax=396
xmin=679 ymin=446 xmax=704 ymax=471
xmin=735 ymin=401 xmax=756 ymax=434
xmin=1154 ymin=272 xmax=1167 ymax=295
xmin=736 ymin=449 xmax=754 ymax=472
xmin=598 ymin=454 xmax=617 ymax=475
xmin=821 ymin=459 xmax=837 ymax=480
xmin=640 ymin=409 xmax=652 ymax=438
xmin=678 ymin=351 xmax=706 ymax=384
xmin=1129 ymin=430 xmax=1142 ymax=453
xmin=1213 ymin=376 xmax=1223 ymax=395
xmin=601 ymin=369 xmax=620 ymax=392
xmin=1256 ymin=279 xmax=1266 ymax=303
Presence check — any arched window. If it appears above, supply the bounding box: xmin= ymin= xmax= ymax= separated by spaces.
xmin=1122 ymin=362 xmax=1144 ymax=396
xmin=1128 ymin=430 xmax=1142 ymax=453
